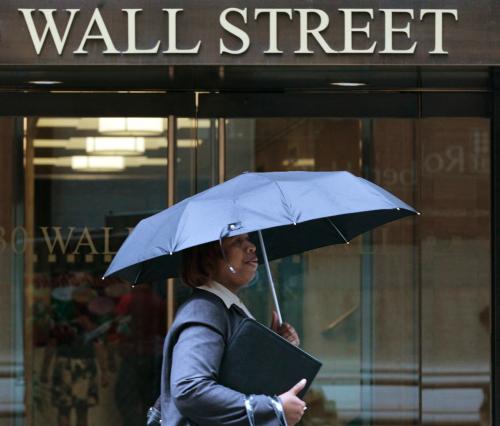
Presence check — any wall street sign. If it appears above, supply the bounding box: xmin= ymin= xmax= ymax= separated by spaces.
xmin=0 ymin=0 xmax=496 ymax=66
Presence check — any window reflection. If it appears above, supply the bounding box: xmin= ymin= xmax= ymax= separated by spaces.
xmin=227 ymin=118 xmax=491 ymax=426
xmin=29 ymin=117 xmax=168 ymax=426
xmin=21 ymin=115 xmax=491 ymax=426
xmin=174 ymin=118 xmax=218 ymax=202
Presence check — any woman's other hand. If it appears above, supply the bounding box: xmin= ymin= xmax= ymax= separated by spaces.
xmin=271 ymin=310 xmax=300 ymax=346
xmin=279 ymin=379 xmax=307 ymax=426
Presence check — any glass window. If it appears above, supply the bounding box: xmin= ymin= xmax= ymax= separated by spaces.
xmin=226 ymin=117 xmax=491 ymax=426
xmin=27 ymin=117 xmax=168 ymax=426
xmin=175 ymin=118 xmax=219 ymax=202
xmin=10 ymin=114 xmax=490 ymax=426
xmin=173 ymin=118 xmax=219 ymax=308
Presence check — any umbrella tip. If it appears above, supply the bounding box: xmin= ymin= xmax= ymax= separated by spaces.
xmin=416 ymin=211 xmax=421 ymax=216
xmin=170 ymin=251 xmax=173 ymax=255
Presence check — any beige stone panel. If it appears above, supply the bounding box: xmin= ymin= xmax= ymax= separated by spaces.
xmin=0 ymin=118 xmax=15 ymax=358
xmin=0 ymin=118 xmax=20 ymax=426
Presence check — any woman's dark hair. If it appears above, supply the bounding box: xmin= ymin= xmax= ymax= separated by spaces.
xmin=181 ymin=241 xmax=222 ymax=288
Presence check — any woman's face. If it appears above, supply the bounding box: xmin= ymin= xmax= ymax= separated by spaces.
xmin=213 ymin=233 xmax=258 ymax=293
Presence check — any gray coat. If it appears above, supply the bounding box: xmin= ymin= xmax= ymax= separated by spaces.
xmin=160 ymin=289 xmax=282 ymax=425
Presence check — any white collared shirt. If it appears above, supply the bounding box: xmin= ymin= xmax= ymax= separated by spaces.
xmin=198 ymin=281 xmax=254 ymax=319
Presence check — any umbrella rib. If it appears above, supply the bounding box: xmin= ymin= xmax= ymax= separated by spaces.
xmin=259 ymin=174 xmax=295 ymax=222
xmin=168 ymin=200 xmax=195 ymax=253
xmin=327 ymin=218 xmax=349 ymax=244
xmin=133 ymin=263 xmax=143 ymax=284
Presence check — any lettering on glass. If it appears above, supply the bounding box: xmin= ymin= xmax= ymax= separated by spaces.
xmin=0 ymin=226 xmax=134 ymax=263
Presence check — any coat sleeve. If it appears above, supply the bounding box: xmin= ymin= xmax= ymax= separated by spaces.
xmin=170 ymin=323 xmax=281 ymax=426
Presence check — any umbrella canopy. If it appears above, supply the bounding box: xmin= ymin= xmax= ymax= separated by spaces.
xmin=104 ymin=171 xmax=417 ymax=284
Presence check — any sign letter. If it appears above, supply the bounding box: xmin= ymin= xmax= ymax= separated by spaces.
xmin=339 ymin=9 xmax=376 ymax=54
xmin=73 ymin=227 xmax=99 ymax=254
xmin=254 ymin=9 xmax=292 ymax=54
xmin=420 ymin=9 xmax=458 ymax=55
xmin=380 ymin=9 xmax=417 ymax=54
xmin=102 ymin=227 xmax=117 ymax=256
xmin=40 ymin=227 xmax=75 ymax=254
xmin=19 ymin=8 xmax=79 ymax=55
xmin=74 ymin=8 xmax=120 ymax=54
xmin=162 ymin=9 xmax=201 ymax=54
xmin=123 ymin=9 xmax=160 ymax=54
xmin=294 ymin=9 xmax=337 ymax=54
xmin=220 ymin=8 xmax=250 ymax=55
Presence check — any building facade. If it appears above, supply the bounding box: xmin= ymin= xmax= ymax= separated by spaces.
xmin=0 ymin=1 xmax=498 ymax=425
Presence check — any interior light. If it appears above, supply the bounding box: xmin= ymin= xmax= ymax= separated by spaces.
xmin=86 ymin=137 xmax=145 ymax=154
xmin=330 ymin=82 xmax=366 ymax=87
xmin=177 ymin=139 xmax=203 ymax=148
xmin=71 ymin=156 xmax=125 ymax=171
xmin=177 ymin=118 xmax=212 ymax=130
xmin=99 ymin=118 xmax=164 ymax=135
xmin=28 ymin=80 xmax=63 ymax=85
xmin=34 ymin=156 xmax=166 ymax=168
xmin=282 ymin=158 xmax=315 ymax=167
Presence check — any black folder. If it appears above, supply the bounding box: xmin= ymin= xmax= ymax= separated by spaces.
xmin=219 ymin=318 xmax=322 ymax=398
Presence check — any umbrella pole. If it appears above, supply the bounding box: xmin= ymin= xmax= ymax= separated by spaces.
xmin=257 ymin=230 xmax=283 ymax=326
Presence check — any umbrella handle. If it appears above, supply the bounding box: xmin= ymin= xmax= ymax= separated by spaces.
xmin=257 ymin=230 xmax=283 ymax=327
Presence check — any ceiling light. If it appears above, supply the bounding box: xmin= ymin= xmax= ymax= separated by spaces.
xmin=330 ymin=82 xmax=366 ymax=87
xmin=177 ymin=118 xmax=212 ymax=130
xmin=177 ymin=139 xmax=203 ymax=148
xmin=34 ymin=156 xmax=166 ymax=169
xmin=99 ymin=117 xmax=164 ymax=136
xmin=34 ymin=140 xmax=69 ymax=148
xmin=28 ymin=80 xmax=63 ymax=85
xmin=71 ymin=156 xmax=125 ymax=171
xmin=86 ymin=137 xmax=145 ymax=155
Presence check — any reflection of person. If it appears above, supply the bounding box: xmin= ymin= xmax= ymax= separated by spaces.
xmin=40 ymin=300 xmax=108 ymax=426
xmin=114 ymin=282 xmax=166 ymax=426
xmin=160 ymin=234 xmax=306 ymax=426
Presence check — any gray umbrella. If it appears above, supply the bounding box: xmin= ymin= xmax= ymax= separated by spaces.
xmin=104 ymin=171 xmax=418 ymax=323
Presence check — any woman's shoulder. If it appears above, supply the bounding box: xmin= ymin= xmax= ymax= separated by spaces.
xmin=172 ymin=289 xmax=230 ymax=334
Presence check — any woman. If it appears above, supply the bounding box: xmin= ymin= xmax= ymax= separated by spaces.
xmin=160 ymin=233 xmax=307 ymax=425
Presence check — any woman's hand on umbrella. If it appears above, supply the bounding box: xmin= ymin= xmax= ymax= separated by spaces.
xmin=271 ymin=310 xmax=300 ymax=346
xmin=279 ymin=379 xmax=307 ymax=426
